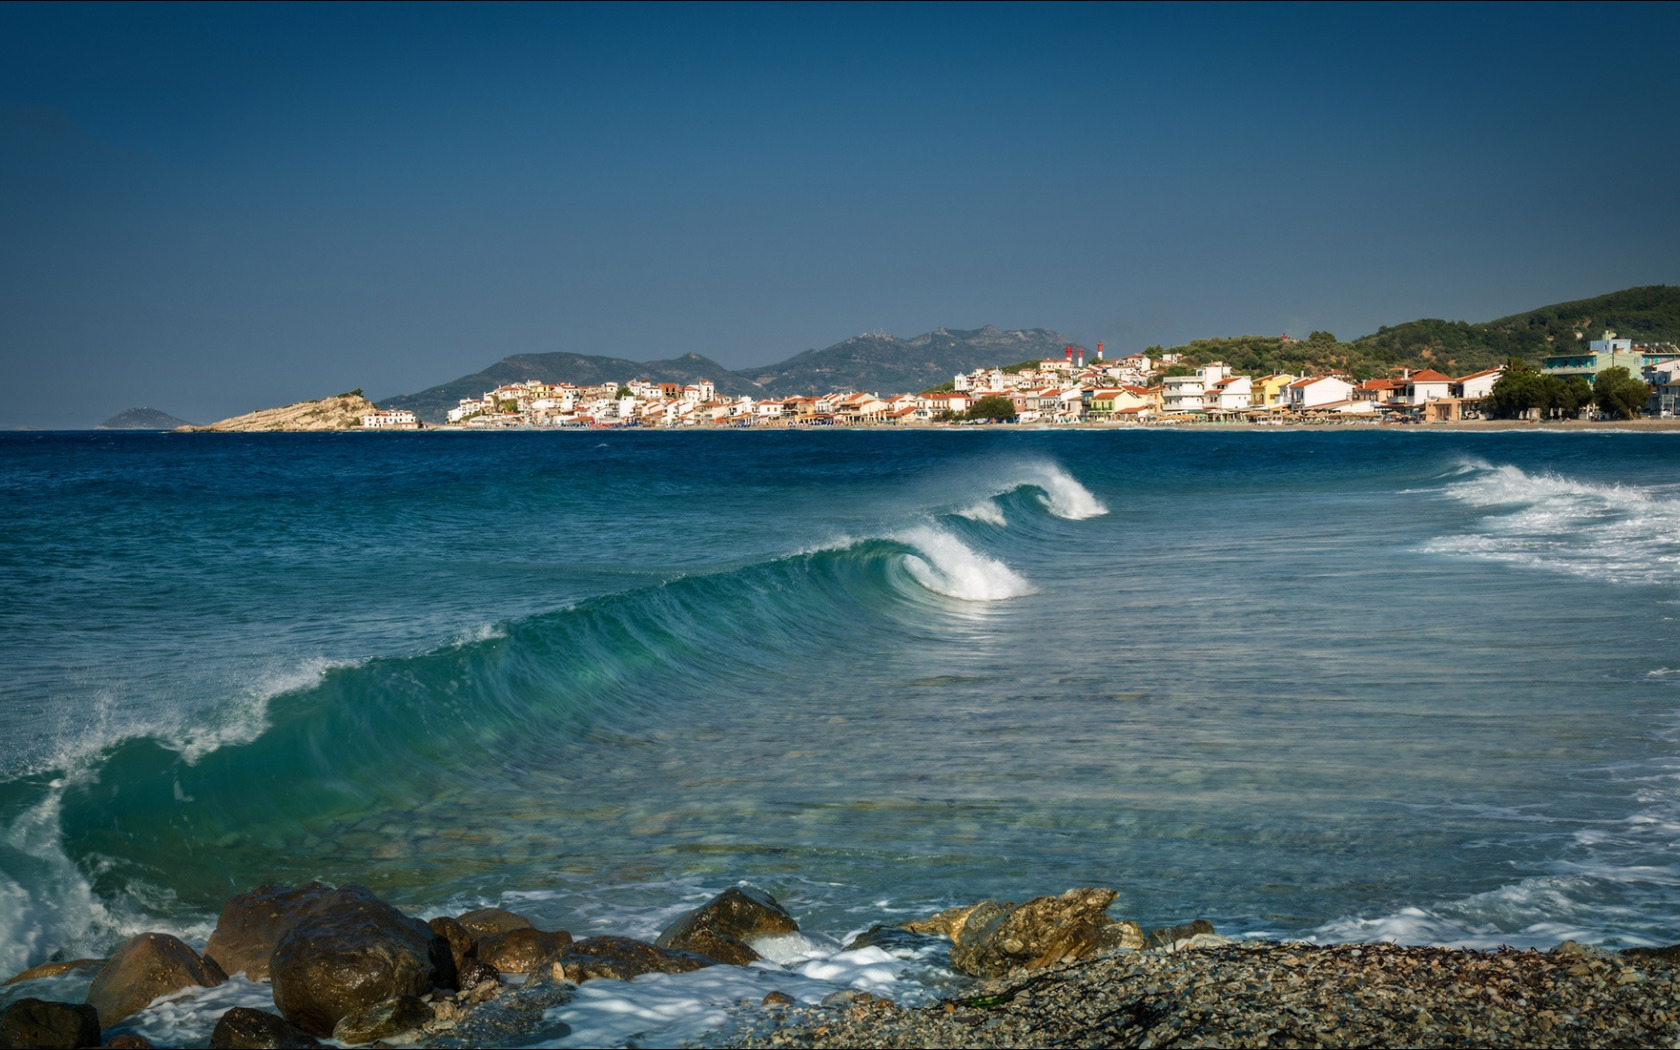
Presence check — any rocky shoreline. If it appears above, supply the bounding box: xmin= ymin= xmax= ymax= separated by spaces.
xmin=5 ymin=882 xmax=1679 ymax=1048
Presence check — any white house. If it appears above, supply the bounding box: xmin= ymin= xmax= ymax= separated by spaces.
xmin=360 ymin=409 xmax=418 ymax=429
xmin=1453 ymin=367 xmax=1503 ymax=401
xmin=1403 ymin=369 xmax=1455 ymax=405
xmin=1285 ymin=375 xmax=1355 ymax=410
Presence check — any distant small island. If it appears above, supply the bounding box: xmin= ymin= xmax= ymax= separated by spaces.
xmin=97 ymin=407 xmax=195 ymax=430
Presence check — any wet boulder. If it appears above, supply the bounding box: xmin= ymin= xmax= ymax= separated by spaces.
xmin=948 ymin=888 xmax=1118 ymax=977
xmin=206 ymin=1006 xmax=322 ymax=1049
xmin=842 ymin=924 xmax=945 ymax=954
xmin=903 ymin=903 xmax=989 ymax=942
xmin=1148 ymin=918 xmax=1218 ymax=951
xmin=0 ymin=997 xmax=100 ymax=1049
xmin=453 ymin=907 xmax=533 ymax=939
xmin=548 ymin=936 xmax=717 ymax=983
xmin=268 ymin=885 xmax=441 ymax=1038
xmin=330 ymin=995 xmax=431 ymax=1045
xmin=86 ymin=933 xmax=226 ymax=1025
xmin=1100 ymin=919 xmax=1147 ymax=951
xmin=427 ymin=915 xmax=476 ymax=976
xmin=2 ymin=960 xmax=105 ymax=986
xmin=457 ymin=957 xmax=500 ymax=991
xmin=654 ymin=886 xmax=798 ymax=965
xmin=204 ymin=883 xmax=336 ymax=981
xmin=475 ymin=928 xmax=572 ymax=975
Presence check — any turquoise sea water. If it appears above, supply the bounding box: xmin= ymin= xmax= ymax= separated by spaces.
xmin=3 ymin=429 xmax=1679 ymax=998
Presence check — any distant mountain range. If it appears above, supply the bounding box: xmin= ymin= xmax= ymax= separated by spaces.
xmin=375 ymin=286 xmax=1680 ymax=422
xmin=381 ymin=325 xmax=1079 ymax=423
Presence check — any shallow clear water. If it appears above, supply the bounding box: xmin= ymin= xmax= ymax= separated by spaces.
xmin=3 ymin=429 xmax=1679 ymax=1029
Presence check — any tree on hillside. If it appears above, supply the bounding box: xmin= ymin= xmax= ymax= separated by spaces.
xmin=1592 ymin=367 xmax=1651 ymax=420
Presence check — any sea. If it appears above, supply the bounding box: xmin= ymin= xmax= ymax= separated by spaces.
xmin=2 ymin=427 xmax=1678 ymax=1045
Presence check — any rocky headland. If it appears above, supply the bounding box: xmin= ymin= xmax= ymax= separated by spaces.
xmin=4 ymin=882 xmax=1678 ymax=1048
xmin=175 ymin=392 xmax=378 ymax=433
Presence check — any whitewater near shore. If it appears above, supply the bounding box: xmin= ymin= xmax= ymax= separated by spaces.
xmin=2 ymin=428 xmax=1678 ymax=1045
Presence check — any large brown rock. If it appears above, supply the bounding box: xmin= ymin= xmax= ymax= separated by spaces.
xmin=268 ymin=885 xmax=443 ymax=1038
xmin=654 ymin=886 xmax=798 ymax=965
xmin=85 ymin=933 xmax=226 ymax=1025
xmin=204 ymin=883 xmax=337 ymax=980
xmin=475 ymin=928 xmax=572 ymax=975
xmin=948 ymin=888 xmax=1118 ymax=977
xmin=0 ymin=998 xmax=100 ymax=1049
xmin=549 ymin=936 xmax=717 ymax=983
xmin=206 ymin=1006 xmax=321 ymax=1049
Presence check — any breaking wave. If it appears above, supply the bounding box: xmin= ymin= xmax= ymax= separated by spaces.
xmin=1424 ymin=461 xmax=1680 ymax=586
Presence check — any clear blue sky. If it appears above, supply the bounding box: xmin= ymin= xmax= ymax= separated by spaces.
xmin=3 ymin=1 xmax=1676 ymax=427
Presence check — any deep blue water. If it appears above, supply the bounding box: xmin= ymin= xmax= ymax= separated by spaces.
xmin=3 ymin=428 xmax=1679 ymax=978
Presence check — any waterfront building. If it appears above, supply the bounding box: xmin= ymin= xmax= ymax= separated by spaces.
xmin=1544 ymin=330 xmax=1648 ymax=386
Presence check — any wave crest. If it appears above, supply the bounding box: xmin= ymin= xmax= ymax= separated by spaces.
xmin=896 ymin=526 xmax=1033 ymax=602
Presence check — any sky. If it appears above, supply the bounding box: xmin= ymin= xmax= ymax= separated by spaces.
xmin=2 ymin=2 xmax=1677 ymax=428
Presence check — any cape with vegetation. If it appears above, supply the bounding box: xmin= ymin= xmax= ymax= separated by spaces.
xmin=1153 ymin=285 xmax=1679 ymax=380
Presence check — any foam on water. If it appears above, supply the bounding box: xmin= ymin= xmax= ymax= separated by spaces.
xmin=1309 ymin=871 xmax=1660 ymax=950
xmin=954 ymin=498 xmax=1008 ymax=525
xmin=0 ymin=789 xmax=122 ymax=976
xmin=538 ymin=942 xmax=948 ymax=1048
xmin=1425 ymin=461 xmax=1680 ymax=586
xmin=1032 ymin=463 xmax=1109 ymax=519
xmin=896 ymin=525 xmax=1034 ymax=601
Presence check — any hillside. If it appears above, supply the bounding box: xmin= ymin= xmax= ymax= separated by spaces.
xmin=743 ymin=325 xmax=1076 ymax=396
xmin=97 ymin=407 xmax=193 ymax=430
xmin=177 ymin=392 xmax=377 ymax=432
xmin=1160 ymin=286 xmax=1680 ymax=379
xmin=380 ymin=351 xmax=762 ymax=423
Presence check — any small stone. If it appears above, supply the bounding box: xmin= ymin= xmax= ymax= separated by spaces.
xmin=761 ymin=991 xmax=795 ymax=1006
xmin=206 ymin=1006 xmax=321 ymax=1049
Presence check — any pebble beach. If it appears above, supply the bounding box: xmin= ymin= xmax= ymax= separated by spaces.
xmin=737 ymin=940 xmax=1680 ymax=1049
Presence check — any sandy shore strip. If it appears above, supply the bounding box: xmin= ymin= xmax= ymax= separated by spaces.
xmin=734 ymin=940 xmax=1680 ymax=1049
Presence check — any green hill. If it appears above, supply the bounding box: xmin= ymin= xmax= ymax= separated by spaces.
xmin=1158 ymin=285 xmax=1680 ymax=379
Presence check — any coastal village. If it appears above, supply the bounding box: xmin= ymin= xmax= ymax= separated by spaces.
xmin=359 ymin=331 xmax=1680 ymax=430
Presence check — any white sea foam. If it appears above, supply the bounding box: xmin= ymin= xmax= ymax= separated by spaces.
xmin=1033 ymin=463 xmax=1108 ymax=519
xmin=537 ymin=942 xmax=945 ymax=1048
xmin=955 ymin=498 xmax=1008 ymax=526
xmin=0 ymin=787 xmax=126 ymax=976
xmin=897 ymin=525 xmax=1034 ymax=601
xmin=450 ymin=622 xmax=510 ymax=648
xmin=1309 ymin=873 xmax=1630 ymax=950
xmin=171 ymin=657 xmax=356 ymax=765
xmin=1425 ymin=462 xmax=1680 ymax=586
